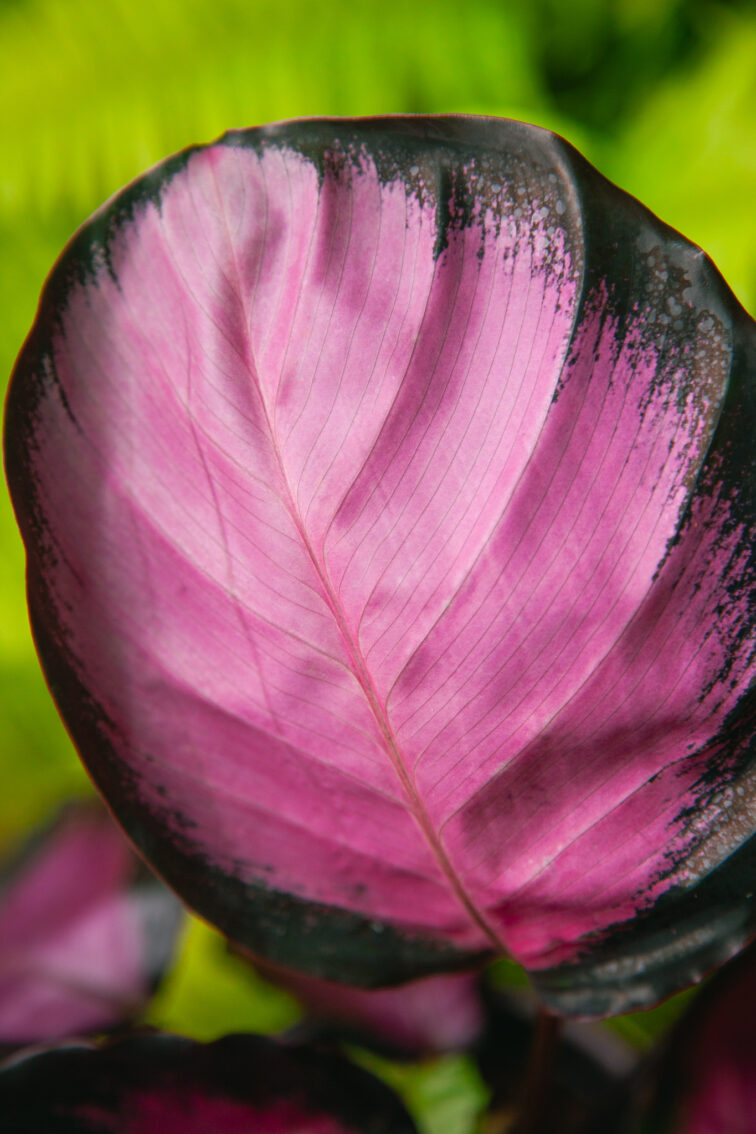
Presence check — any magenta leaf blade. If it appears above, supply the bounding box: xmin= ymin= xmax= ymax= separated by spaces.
xmin=6 ymin=116 xmax=756 ymax=1015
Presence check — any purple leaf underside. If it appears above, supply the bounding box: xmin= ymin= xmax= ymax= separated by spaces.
xmin=0 ymin=802 xmax=182 ymax=1045
xmin=0 ymin=1033 xmax=417 ymax=1133
xmin=7 ymin=117 xmax=756 ymax=1015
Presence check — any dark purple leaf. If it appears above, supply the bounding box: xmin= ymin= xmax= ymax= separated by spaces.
xmin=610 ymin=943 xmax=756 ymax=1134
xmin=0 ymin=801 xmax=182 ymax=1045
xmin=0 ymin=1032 xmax=417 ymax=1133
xmin=6 ymin=116 xmax=756 ymax=1016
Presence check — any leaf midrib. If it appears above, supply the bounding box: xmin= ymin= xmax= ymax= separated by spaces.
xmin=286 ymin=490 xmax=503 ymax=949
xmin=211 ymin=159 xmax=502 ymax=950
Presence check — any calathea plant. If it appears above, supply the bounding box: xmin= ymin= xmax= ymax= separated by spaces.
xmin=3 ymin=115 xmax=756 ymax=1132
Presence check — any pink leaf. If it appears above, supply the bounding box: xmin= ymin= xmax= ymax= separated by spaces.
xmin=6 ymin=117 xmax=756 ymax=1015
xmin=255 ymin=959 xmax=484 ymax=1055
xmin=0 ymin=801 xmax=182 ymax=1045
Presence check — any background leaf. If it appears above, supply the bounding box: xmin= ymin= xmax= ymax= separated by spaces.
xmin=142 ymin=919 xmax=300 ymax=1041
xmin=0 ymin=800 xmax=182 ymax=1046
xmin=0 ymin=1032 xmax=419 ymax=1133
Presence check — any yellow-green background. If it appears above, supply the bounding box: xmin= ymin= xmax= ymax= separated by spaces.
xmin=1 ymin=1 xmax=755 ymax=1129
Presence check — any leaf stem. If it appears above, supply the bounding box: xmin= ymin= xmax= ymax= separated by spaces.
xmin=512 ymin=1007 xmax=561 ymax=1134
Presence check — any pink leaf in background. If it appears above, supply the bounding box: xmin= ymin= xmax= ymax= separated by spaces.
xmin=0 ymin=801 xmax=182 ymax=1045
xmin=6 ymin=116 xmax=756 ymax=1015
xmin=254 ymin=960 xmax=484 ymax=1055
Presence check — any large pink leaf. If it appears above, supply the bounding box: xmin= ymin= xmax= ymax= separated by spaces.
xmin=0 ymin=801 xmax=182 ymax=1045
xmin=6 ymin=117 xmax=756 ymax=1015
xmin=0 ymin=1033 xmax=417 ymax=1133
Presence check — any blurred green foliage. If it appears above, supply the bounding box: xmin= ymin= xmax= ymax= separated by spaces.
xmin=351 ymin=1047 xmax=490 ymax=1134
xmin=143 ymin=918 xmax=301 ymax=1039
xmin=1 ymin=1 xmax=755 ymax=1128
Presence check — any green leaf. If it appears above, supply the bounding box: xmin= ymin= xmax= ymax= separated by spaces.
xmin=608 ymin=7 xmax=756 ymax=315
xmin=350 ymin=1049 xmax=489 ymax=1134
xmin=142 ymin=917 xmax=301 ymax=1040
